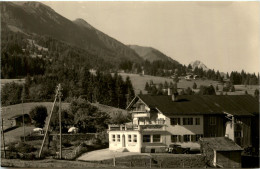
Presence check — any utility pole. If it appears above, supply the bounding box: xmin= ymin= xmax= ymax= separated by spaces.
xmin=39 ymin=84 xmax=60 ymax=158
xmin=58 ymin=84 xmax=62 ymax=159
xmin=22 ymin=97 xmax=25 ymax=142
xmin=1 ymin=118 xmax=6 ymax=158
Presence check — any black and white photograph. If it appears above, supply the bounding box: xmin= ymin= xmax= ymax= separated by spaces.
xmin=0 ymin=1 xmax=259 ymax=168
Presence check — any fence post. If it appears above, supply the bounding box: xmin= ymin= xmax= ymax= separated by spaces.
xmin=113 ymin=155 xmax=116 ymax=167
xmin=150 ymin=157 xmax=152 ymax=168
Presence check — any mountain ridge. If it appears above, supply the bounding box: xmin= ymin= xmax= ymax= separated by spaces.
xmin=1 ymin=1 xmax=143 ymax=65
xmin=128 ymin=45 xmax=179 ymax=64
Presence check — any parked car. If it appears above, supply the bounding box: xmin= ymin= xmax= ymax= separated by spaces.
xmin=165 ymin=144 xmax=190 ymax=154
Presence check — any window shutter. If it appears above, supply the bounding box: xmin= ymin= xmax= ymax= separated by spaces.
xmin=191 ymin=135 xmax=196 ymax=142
xmin=178 ymin=135 xmax=183 ymax=142
xmin=178 ymin=118 xmax=181 ymax=125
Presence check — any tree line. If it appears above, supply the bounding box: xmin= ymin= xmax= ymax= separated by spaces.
xmin=1 ymin=70 xmax=135 ymax=110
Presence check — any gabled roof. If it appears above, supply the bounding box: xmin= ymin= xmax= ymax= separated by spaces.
xmin=129 ymin=94 xmax=259 ymax=116
xmin=199 ymin=137 xmax=243 ymax=151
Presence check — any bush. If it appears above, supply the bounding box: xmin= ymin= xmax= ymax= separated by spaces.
xmin=15 ymin=142 xmax=36 ymax=153
xmin=62 ymin=140 xmax=72 ymax=147
xmin=29 ymin=105 xmax=48 ymax=128
xmin=41 ymin=149 xmax=52 ymax=158
xmin=8 ymin=142 xmax=18 ymax=152
xmin=20 ymin=152 xmax=36 ymax=160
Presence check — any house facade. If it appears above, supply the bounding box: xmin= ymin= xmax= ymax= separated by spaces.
xmin=108 ymin=91 xmax=259 ymax=153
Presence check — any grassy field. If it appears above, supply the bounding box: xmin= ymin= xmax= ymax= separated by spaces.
xmin=3 ymin=126 xmax=35 ymax=143
xmin=118 ymin=73 xmax=258 ymax=95
xmin=1 ymin=153 xmax=206 ymax=168
xmin=1 ymin=79 xmax=25 ymax=88
xmin=1 ymin=158 xmax=110 ymax=168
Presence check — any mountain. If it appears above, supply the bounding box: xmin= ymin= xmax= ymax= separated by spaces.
xmin=1 ymin=2 xmax=143 ymax=65
xmin=128 ymin=45 xmax=179 ymax=64
xmin=189 ymin=60 xmax=209 ymax=71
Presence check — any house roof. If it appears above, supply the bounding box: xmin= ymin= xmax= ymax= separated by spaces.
xmin=199 ymin=137 xmax=243 ymax=151
xmin=134 ymin=94 xmax=259 ymax=116
xmin=9 ymin=114 xmax=30 ymax=120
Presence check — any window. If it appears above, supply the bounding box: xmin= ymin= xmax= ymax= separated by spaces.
xmin=209 ymin=117 xmax=216 ymax=125
xmin=153 ymin=135 xmax=161 ymax=143
xmin=183 ymin=118 xmax=193 ymax=125
xmin=235 ymin=131 xmax=242 ymax=138
xmin=183 ymin=135 xmax=190 ymax=142
xmin=117 ymin=135 xmax=120 ymax=142
xmin=133 ymin=135 xmax=137 ymax=142
xmin=128 ymin=135 xmax=132 ymax=142
xmin=195 ymin=134 xmax=203 ymax=141
xmin=171 ymin=135 xmax=178 ymax=142
xmin=157 ymin=118 xmax=165 ymax=124
xmin=170 ymin=118 xmax=181 ymax=125
xmin=112 ymin=134 xmax=115 ymax=142
xmin=191 ymin=135 xmax=196 ymax=142
xmin=195 ymin=118 xmax=200 ymax=125
xmin=143 ymin=135 xmax=151 ymax=142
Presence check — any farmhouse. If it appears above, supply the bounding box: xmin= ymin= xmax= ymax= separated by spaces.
xmin=8 ymin=114 xmax=31 ymax=127
xmin=199 ymin=137 xmax=243 ymax=168
xmin=108 ymin=89 xmax=259 ymax=153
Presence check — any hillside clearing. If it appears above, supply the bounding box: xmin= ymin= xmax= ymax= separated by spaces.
xmin=117 ymin=73 xmax=257 ymax=95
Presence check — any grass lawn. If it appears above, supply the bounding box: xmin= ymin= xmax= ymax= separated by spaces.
xmin=3 ymin=126 xmax=35 ymax=144
xmin=118 ymin=73 xmax=219 ymax=94
xmin=118 ymin=73 xmax=257 ymax=96
xmin=1 ymin=158 xmax=111 ymax=168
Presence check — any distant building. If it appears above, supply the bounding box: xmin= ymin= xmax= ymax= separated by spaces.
xmin=200 ymin=137 xmax=243 ymax=168
xmin=107 ymin=91 xmax=258 ymax=153
xmin=8 ymin=114 xmax=31 ymax=127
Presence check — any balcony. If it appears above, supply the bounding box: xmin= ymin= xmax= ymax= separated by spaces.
xmin=132 ymin=107 xmax=147 ymax=112
xmin=132 ymin=112 xmax=150 ymax=118
xmin=140 ymin=124 xmax=166 ymax=131
xmin=108 ymin=123 xmax=166 ymax=131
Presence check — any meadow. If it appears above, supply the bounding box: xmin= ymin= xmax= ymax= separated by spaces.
xmin=117 ymin=73 xmax=258 ymax=95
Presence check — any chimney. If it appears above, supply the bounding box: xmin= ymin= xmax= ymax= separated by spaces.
xmin=168 ymin=88 xmax=172 ymax=96
xmin=172 ymin=92 xmax=179 ymax=101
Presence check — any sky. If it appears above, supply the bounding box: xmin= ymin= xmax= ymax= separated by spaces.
xmin=43 ymin=1 xmax=260 ymax=74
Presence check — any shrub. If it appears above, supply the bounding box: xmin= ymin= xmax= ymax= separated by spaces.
xmin=41 ymin=149 xmax=52 ymax=159
xmin=29 ymin=105 xmax=48 ymax=128
xmin=20 ymin=153 xmax=36 ymax=160
xmin=62 ymin=140 xmax=72 ymax=147
xmin=15 ymin=142 xmax=36 ymax=153
xmin=51 ymin=139 xmax=58 ymax=152
xmin=8 ymin=142 xmax=17 ymax=152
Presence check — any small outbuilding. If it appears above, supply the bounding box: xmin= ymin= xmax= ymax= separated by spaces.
xmin=199 ymin=137 xmax=243 ymax=168
xmin=8 ymin=114 xmax=31 ymax=127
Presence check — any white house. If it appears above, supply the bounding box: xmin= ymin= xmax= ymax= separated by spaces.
xmin=108 ymin=90 xmax=258 ymax=153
